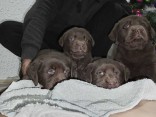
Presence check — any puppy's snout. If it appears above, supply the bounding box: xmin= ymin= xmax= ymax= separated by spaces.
xmin=131 ymin=25 xmax=145 ymax=38
xmin=105 ymin=74 xmax=117 ymax=85
xmin=74 ymin=40 xmax=87 ymax=52
xmin=57 ymin=72 xmax=66 ymax=81
xmin=135 ymin=28 xmax=140 ymax=34
xmin=79 ymin=43 xmax=86 ymax=52
xmin=135 ymin=29 xmax=143 ymax=38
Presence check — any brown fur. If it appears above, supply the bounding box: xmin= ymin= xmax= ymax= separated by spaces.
xmin=83 ymin=58 xmax=130 ymax=89
xmin=22 ymin=49 xmax=71 ymax=89
xmin=59 ymin=27 xmax=95 ymax=80
xmin=108 ymin=15 xmax=156 ymax=82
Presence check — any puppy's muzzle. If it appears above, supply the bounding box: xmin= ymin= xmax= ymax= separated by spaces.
xmin=127 ymin=25 xmax=147 ymax=42
xmin=70 ymin=42 xmax=88 ymax=59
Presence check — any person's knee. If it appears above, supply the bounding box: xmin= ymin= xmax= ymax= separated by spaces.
xmin=0 ymin=21 xmax=23 ymax=43
xmin=0 ymin=21 xmax=22 ymax=27
xmin=0 ymin=21 xmax=22 ymax=56
xmin=0 ymin=21 xmax=22 ymax=34
xmin=0 ymin=21 xmax=22 ymax=37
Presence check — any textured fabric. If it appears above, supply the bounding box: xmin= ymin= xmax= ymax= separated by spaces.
xmin=0 ymin=0 xmax=132 ymax=60
xmin=21 ymin=0 xmax=131 ymax=59
xmin=49 ymin=79 xmax=156 ymax=117
xmin=1 ymin=79 xmax=156 ymax=117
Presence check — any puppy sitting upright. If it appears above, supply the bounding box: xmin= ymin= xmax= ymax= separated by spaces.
xmin=23 ymin=49 xmax=71 ymax=89
xmin=59 ymin=27 xmax=95 ymax=80
xmin=108 ymin=15 xmax=156 ymax=82
xmin=83 ymin=58 xmax=130 ymax=89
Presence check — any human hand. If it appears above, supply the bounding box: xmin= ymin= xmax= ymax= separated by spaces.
xmin=21 ymin=59 xmax=32 ymax=76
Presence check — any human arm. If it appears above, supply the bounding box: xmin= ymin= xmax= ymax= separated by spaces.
xmin=21 ymin=59 xmax=32 ymax=76
xmin=21 ymin=0 xmax=58 ymax=75
xmin=21 ymin=0 xmax=58 ymax=60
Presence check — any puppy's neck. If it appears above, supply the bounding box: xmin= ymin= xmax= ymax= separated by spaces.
xmin=70 ymin=53 xmax=92 ymax=78
xmin=118 ymin=42 xmax=155 ymax=55
xmin=117 ymin=41 xmax=156 ymax=64
xmin=72 ymin=53 xmax=92 ymax=63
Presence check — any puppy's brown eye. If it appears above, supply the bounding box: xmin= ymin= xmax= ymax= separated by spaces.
xmin=97 ymin=71 xmax=105 ymax=76
xmin=123 ymin=21 xmax=131 ymax=29
xmin=69 ymin=37 xmax=74 ymax=42
xmin=113 ymin=68 xmax=119 ymax=75
xmin=74 ymin=35 xmax=77 ymax=38
xmin=48 ymin=69 xmax=55 ymax=75
xmin=123 ymin=23 xmax=130 ymax=29
xmin=84 ymin=36 xmax=88 ymax=42
xmin=83 ymin=35 xmax=87 ymax=41
xmin=114 ymin=71 xmax=119 ymax=75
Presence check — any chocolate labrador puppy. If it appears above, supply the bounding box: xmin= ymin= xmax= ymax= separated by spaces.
xmin=23 ymin=49 xmax=71 ymax=89
xmin=83 ymin=58 xmax=130 ymax=89
xmin=108 ymin=15 xmax=156 ymax=82
xmin=59 ymin=27 xmax=95 ymax=80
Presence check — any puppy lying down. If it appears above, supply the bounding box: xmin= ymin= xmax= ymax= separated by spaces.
xmin=108 ymin=15 xmax=156 ymax=82
xmin=23 ymin=49 xmax=71 ymax=89
xmin=83 ymin=58 xmax=130 ymax=89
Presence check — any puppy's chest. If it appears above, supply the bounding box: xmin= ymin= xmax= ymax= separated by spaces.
xmin=116 ymin=52 xmax=141 ymax=65
xmin=116 ymin=51 xmax=156 ymax=74
xmin=116 ymin=48 xmax=150 ymax=64
xmin=71 ymin=59 xmax=91 ymax=78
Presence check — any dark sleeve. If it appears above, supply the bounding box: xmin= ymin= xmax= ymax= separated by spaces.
xmin=21 ymin=0 xmax=57 ymax=60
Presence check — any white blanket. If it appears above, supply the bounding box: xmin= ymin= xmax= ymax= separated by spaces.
xmin=0 ymin=79 xmax=156 ymax=117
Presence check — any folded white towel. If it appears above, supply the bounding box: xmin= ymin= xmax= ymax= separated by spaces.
xmin=0 ymin=80 xmax=88 ymax=117
xmin=48 ymin=78 xmax=156 ymax=117
xmin=0 ymin=79 xmax=156 ymax=117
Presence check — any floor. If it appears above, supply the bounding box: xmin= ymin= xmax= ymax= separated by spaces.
xmin=0 ymin=77 xmax=19 ymax=92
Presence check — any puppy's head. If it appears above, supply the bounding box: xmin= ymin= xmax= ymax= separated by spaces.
xmin=85 ymin=58 xmax=130 ymax=89
xmin=109 ymin=15 xmax=156 ymax=50
xmin=24 ymin=50 xmax=71 ymax=89
xmin=59 ymin=27 xmax=95 ymax=60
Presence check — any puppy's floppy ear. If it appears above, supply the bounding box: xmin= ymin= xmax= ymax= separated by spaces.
xmin=123 ymin=66 xmax=130 ymax=82
xmin=26 ymin=59 xmax=42 ymax=86
xmin=59 ymin=31 xmax=69 ymax=47
xmin=83 ymin=62 xmax=95 ymax=83
xmin=143 ymin=16 xmax=156 ymax=39
xmin=150 ymin=25 xmax=156 ymax=39
xmin=108 ymin=22 xmax=120 ymax=42
xmin=83 ymin=29 xmax=95 ymax=46
xmin=117 ymin=61 xmax=130 ymax=82
xmin=87 ymin=32 xmax=95 ymax=47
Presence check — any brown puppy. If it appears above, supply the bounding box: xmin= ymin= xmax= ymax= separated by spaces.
xmin=23 ymin=49 xmax=71 ymax=89
xmin=83 ymin=58 xmax=130 ymax=89
xmin=59 ymin=27 xmax=95 ymax=80
xmin=108 ymin=15 xmax=156 ymax=82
